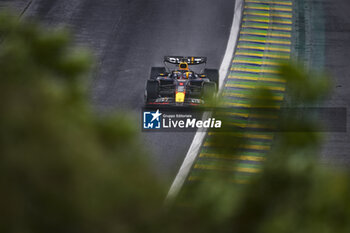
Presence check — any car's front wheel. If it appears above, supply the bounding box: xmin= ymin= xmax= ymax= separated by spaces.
xmin=150 ymin=67 xmax=166 ymax=80
xmin=202 ymin=82 xmax=217 ymax=102
xmin=145 ymin=80 xmax=159 ymax=102
xmin=204 ymin=68 xmax=219 ymax=88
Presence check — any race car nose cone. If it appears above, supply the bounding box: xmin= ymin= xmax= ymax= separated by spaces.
xmin=175 ymin=92 xmax=185 ymax=103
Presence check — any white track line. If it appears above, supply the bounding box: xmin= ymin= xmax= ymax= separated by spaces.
xmin=165 ymin=0 xmax=245 ymax=203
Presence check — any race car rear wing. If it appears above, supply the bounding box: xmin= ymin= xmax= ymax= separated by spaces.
xmin=164 ymin=56 xmax=207 ymax=65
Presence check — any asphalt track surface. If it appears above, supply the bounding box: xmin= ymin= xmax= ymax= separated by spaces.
xmin=1 ymin=0 xmax=236 ymax=181
xmin=0 ymin=0 xmax=28 ymax=13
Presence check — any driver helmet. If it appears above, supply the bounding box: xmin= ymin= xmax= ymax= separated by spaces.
xmin=179 ymin=62 xmax=189 ymax=71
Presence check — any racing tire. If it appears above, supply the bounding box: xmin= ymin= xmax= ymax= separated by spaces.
xmin=146 ymin=80 xmax=159 ymax=102
xmin=204 ymin=69 xmax=219 ymax=88
xmin=202 ymin=82 xmax=217 ymax=102
xmin=150 ymin=67 xmax=166 ymax=80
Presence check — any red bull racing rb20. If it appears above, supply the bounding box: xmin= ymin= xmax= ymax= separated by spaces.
xmin=145 ymin=56 xmax=219 ymax=107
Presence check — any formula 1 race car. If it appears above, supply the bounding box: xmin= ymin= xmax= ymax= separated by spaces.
xmin=145 ymin=56 xmax=219 ymax=107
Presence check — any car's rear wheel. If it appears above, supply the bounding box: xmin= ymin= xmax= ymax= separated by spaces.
xmin=150 ymin=67 xmax=166 ymax=80
xmin=204 ymin=69 xmax=219 ymax=88
xmin=202 ymin=82 xmax=217 ymax=102
xmin=146 ymin=80 xmax=159 ymax=102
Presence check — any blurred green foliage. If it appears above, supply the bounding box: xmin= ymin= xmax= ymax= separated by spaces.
xmin=0 ymin=12 xmax=349 ymax=233
xmin=0 ymin=13 xmax=166 ymax=233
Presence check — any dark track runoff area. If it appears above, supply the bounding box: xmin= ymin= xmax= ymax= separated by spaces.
xmin=0 ymin=0 xmax=236 ymax=181
xmin=322 ymin=0 xmax=350 ymax=167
